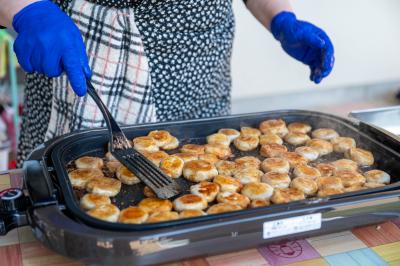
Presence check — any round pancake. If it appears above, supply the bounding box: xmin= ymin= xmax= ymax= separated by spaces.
xmin=284 ymin=132 xmax=310 ymax=146
xmin=174 ymin=153 xmax=199 ymax=163
xmin=335 ymin=170 xmax=366 ymax=187
xmin=218 ymin=128 xmax=241 ymax=142
xmin=133 ymin=136 xmax=159 ymax=153
xmin=261 ymin=157 xmax=290 ymax=173
xmin=271 ymin=188 xmax=305 ymax=204
xmin=316 ymin=163 xmax=335 ymax=177
xmin=278 ymin=152 xmax=308 ymax=168
xmin=207 ymin=203 xmax=242 ymax=214
xmin=75 ymin=156 xmax=104 ymax=169
xmin=345 ymin=147 xmax=374 ymax=166
xmin=118 ymin=206 xmax=149 ymax=224
xmin=173 ymin=194 xmax=208 ymax=211
xmin=240 ymin=127 xmax=261 ymax=137
xmin=235 ymin=156 xmax=261 ymax=170
xmin=143 ymin=186 xmax=157 ymax=198
xmin=86 ymin=177 xmax=122 ymax=197
xmin=317 ymin=188 xmax=344 ymax=197
xmin=116 ymin=165 xmax=141 ymax=185
xmin=234 ymin=135 xmax=259 ymax=151
xmin=311 ymin=128 xmax=339 ymax=140
xmin=259 ymin=133 xmax=283 ymax=145
xmin=68 ymin=168 xmax=104 ymax=189
xmin=316 ymin=176 xmax=344 ymax=190
xmin=293 ymin=165 xmax=321 ymax=179
xmin=204 ymin=144 xmax=232 ymax=160
xmin=198 ymin=153 xmax=220 ymax=165
xmin=259 ymin=119 xmax=288 ymax=137
xmin=183 ymin=160 xmax=219 ymax=182
xmin=241 ymin=182 xmax=274 ymax=200
xmin=234 ymin=168 xmax=263 ymax=184
xmin=138 ymin=198 xmax=173 ymax=214
xmin=162 ymin=136 xmax=179 ymax=150
xmin=87 ymin=204 xmax=120 ymax=222
xmin=148 ymin=130 xmax=173 ymax=147
xmin=179 ymin=209 xmax=207 ymax=219
xmin=260 ymin=143 xmax=288 ymax=158
xmin=142 ymin=151 xmax=170 ymax=166
xmin=331 ymin=159 xmax=358 ymax=172
xmin=213 ymin=175 xmax=243 ymax=192
xmin=287 ymin=122 xmax=312 ymax=134
xmin=160 ymin=155 xmax=184 ymax=178
xmin=147 ymin=211 xmax=179 ymax=223
xmin=306 ymin=139 xmax=333 ymax=156
xmin=295 ymin=146 xmax=319 ymax=161
xmin=290 ymin=177 xmax=318 ymax=196
xmin=250 ymin=199 xmax=271 ymax=208
xmin=180 ymin=144 xmax=205 ymax=155
xmin=190 ymin=181 xmax=220 ymax=202
xmin=106 ymin=161 xmax=122 ymax=174
xmin=216 ymin=191 xmax=250 ymax=209
xmin=80 ymin=193 xmax=111 ymax=210
xmin=261 ymin=172 xmax=291 ymax=188
xmin=216 ymin=160 xmax=237 ymax=176
xmin=207 ymin=133 xmax=231 ymax=147
xmin=364 ymin=170 xmax=390 ymax=184
xmin=331 ymin=137 xmax=356 ymax=153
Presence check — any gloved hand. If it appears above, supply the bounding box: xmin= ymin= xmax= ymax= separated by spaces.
xmin=271 ymin=12 xmax=334 ymax=84
xmin=12 ymin=0 xmax=91 ymax=96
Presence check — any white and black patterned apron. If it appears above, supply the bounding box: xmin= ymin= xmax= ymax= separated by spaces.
xmin=18 ymin=0 xmax=235 ymax=166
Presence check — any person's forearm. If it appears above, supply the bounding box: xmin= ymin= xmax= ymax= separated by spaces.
xmin=0 ymin=0 xmax=41 ymax=28
xmin=245 ymin=0 xmax=293 ymax=30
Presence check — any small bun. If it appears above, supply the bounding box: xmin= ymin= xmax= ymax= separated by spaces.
xmin=250 ymin=199 xmax=271 ymax=208
xmin=162 ymin=136 xmax=180 ymax=150
xmin=261 ymin=172 xmax=291 ymax=188
xmin=234 ymin=168 xmax=263 ymax=184
xmin=364 ymin=170 xmax=390 ymax=184
xmin=278 ymin=152 xmax=308 ymax=168
xmin=216 ymin=160 xmax=237 ymax=176
xmin=181 ymin=144 xmax=205 ymax=155
xmin=86 ymin=177 xmax=121 ymax=197
xmin=234 ymin=135 xmax=259 ymax=151
xmin=174 ymin=153 xmax=199 ymax=163
xmin=295 ymin=146 xmax=319 ymax=161
xmin=116 ymin=165 xmax=141 ymax=185
xmin=179 ymin=210 xmax=206 ymax=219
xmin=317 ymin=188 xmax=344 ymax=197
xmin=306 ymin=139 xmax=333 ymax=156
xmin=143 ymin=186 xmax=157 ymax=198
xmin=80 ymin=193 xmax=111 ymax=210
xmin=68 ymin=168 xmax=104 ymax=189
xmin=284 ymin=132 xmax=310 ymax=146
xmin=331 ymin=159 xmax=358 ymax=172
xmin=241 ymin=182 xmax=274 ymax=200
xmin=138 ymin=198 xmax=173 ymax=214
xmin=287 ymin=122 xmax=312 ymax=134
xmin=204 ymin=144 xmax=232 ymax=159
xmin=216 ymin=191 xmax=250 ymax=209
xmin=142 ymin=151 xmax=169 ymax=166
xmin=75 ymin=156 xmax=104 ymax=169
xmin=271 ymin=188 xmax=305 ymax=204
xmin=316 ymin=163 xmax=335 ymax=177
xmin=261 ymin=158 xmax=290 ymax=174
xmin=331 ymin=137 xmax=356 ymax=153
xmin=260 ymin=143 xmax=288 ymax=158
xmin=335 ymin=170 xmax=366 ymax=187
xmin=147 ymin=211 xmax=179 ymax=223
xmin=213 ymin=175 xmax=243 ymax=192
xmin=293 ymin=165 xmax=321 ymax=180
xmin=312 ymin=128 xmax=339 ymax=140
xmin=87 ymin=204 xmax=120 ymax=222
xmin=160 ymin=155 xmax=184 ymax=178
xmin=148 ymin=130 xmax=173 ymax=147
xmin=190 ymin=181 xmax=220 ymax=202
xmin=345 ymin=148 xmax=374 ymax=166
xmin=259 ymin=133 xmax=283 ymax=145
xmin=118 ymin=206 xmax=148 ymax=224
xmin=207 ymin=133 xmax=231 ymax=147
xmin=183 ymin=160 xmax=218 ymax=182
xmin=235 ymin=156 xmax=261 ymax=170
xmin=259 ymin=119 xmax=288 ymax=137
xmin=316 ymin=176 xmax=344 ymax=190
xmin=290 ymin=177 xmax=318 ymax=196
xmin=106 ymin=161 xmax=122 ymax=174
xmin=173 ymin=194 xmax=208 ymax=211
xmin=218 ymin=128 xmax=241 ymax=142
xmin=198 ymin=153 xmax=220 ymax=165
xmin=240 ymin=127 xmax=261 ymax=137
xmin=207 ymin=203 xmax=242 ymax=214
xmin=133 ymin=136 xmax=159 ymax=153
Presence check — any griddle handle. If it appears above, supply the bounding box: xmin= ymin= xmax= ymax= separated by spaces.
xmin=0 ymin=188 xmax=28 ymax=235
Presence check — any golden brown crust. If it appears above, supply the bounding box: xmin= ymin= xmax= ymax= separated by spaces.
xmin=261 ymin=158 xmax=290 ymax=173
xmin=87 ymin=204 xmax=120 ymax=222
xmin=161 ymin=136 xmax=180 ymax=150
xmin=331 ymin=159 xmax=358 ymax=172
xmin=148 ymin=130 xmax=172 ymax=147
xmin=293 ymin=165 xmax=321 ymax=179
xmin=234 ymin=168 xmax=263 ymax=184
xmin=294 ymin=146 xmax=319 ymax=161
xmin=250 ymin=199 xmax=271 ymax=208
xmin=259 ymin=133 xmax=283 ymax=145
xmin=147 ymin=211 xmax=179 ymax=223
xmin=240 ymin=127 xmax=261 ymax=137
xmin=160 ymin=155 xmax=184 ymax=178
xmin=204 ymin=144 xmax=232 ymax=160
xmin=68 ymin=168 xmax=104 ymax=189
xmin=142 ymin=151 xmax=170 ymax=166
xmin=190 ymin=181 xmax=220 ymax=202
xmin=331 ymin=137 xmax=356 ymax=153
xmin=183 ymin=160 xmax=219 ymax=182
xmin=290 ymin=177 xmax=318 ymax=196
xmin=278 ymin=152 xmax=309 ymax=168
xmin=241 ymin=182 xmax=274 ymax=200
xmin=216 ymin=160 xmax=237 ymax=176
xmin=143 ymin=186 xmax=157 ymax=198
xmin=118 ymin=206 xmax=149 ymax=224
xmin=343 ymin=185 xmax=365 ymax=193
xmin=317 ymin=188 xmax=344 ymax=197
xmin=213 ymin=175 xmax=243 ymax=192
xmin=261 ymin=172 xmax=291 ymax=188
xmin=259 ymin=119 xmax=288 ymax=137
xmin=75 ymin=156 xmax=104 ymax=169
xmin=235 ymin=156 xmax=261 ymax=170
xmin=316 ymin=163 xmax=335 ymax=177
xmin=86 ymin=177 xmax=122 ymax=197
xmin=207 ymin=203 xmax=242 ymax=214
xmin=287 ymin=122 xmax=312 ymax=134
xmin=179 ymin=209 xmax=206 ymax=219
xmin=106 ymin=161 xmax=122 ymax=174
xmin=335 ymin=170 xmax=366 ymax=187
xmin=345 ymin=148 xmax=374 ymax=166
xmin=133 ymin=136 xmax=159 ymax=152
xmin=180 ymin=144 xmax=205 ymax=155
xmin=306 ymin=139 xmax=333 ymax=156
xmin=218 ymin=128 xmax=241 ymax=142
xmin=234 ymin=135 xmax=259 ymax=151
xmin=216 ymin=191 xmax=250 ymax=209
xmin=316 ymin=176 xmax=344 ymax=190
xmin=116 ymin=166 xmax=141 ymax=185
xmin=80 ymin=194 xmax=111 ymax=210
xmin=207 ymin=133 xmax=231 ymax=147
xmin=138 ymin=198 xmax=173 ymax=214
xmin=174 ymin=153 xmax=199 ymax=163
xmin=198 ymin=153 xmax=220 ymax=165
xmin=271 ymin=188 xmax=305 ymax=204
xmin=311 ymin=128 xmax=339 ymax=140
xmin=284 ymin=132 xmax=311 ymax=146
xmin=173 ymin=194 xmax=208 ymax=211
xmin=364 ymin=170 xmax=390 ymax=184
xmin=260 ymin=143 xmax=288 ymax=158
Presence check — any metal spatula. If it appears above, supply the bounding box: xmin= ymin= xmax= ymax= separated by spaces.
xmin=86 ymin=80 xmax=181 ymax=199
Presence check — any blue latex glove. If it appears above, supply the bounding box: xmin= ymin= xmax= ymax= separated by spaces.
xmin=12 ymin=1 xmax=91 ymax=96
xmin=271 ymin=12 xmax=334 ymax=84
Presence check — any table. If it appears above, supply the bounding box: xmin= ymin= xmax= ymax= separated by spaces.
xmin=1 ymin=172 xmax=400 ymax=266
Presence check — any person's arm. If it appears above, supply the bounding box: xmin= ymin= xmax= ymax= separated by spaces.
xmin=244 ymin=0 xmax=335 ymax=84
xmin=0 ymin=0 xmax=40 ymax=28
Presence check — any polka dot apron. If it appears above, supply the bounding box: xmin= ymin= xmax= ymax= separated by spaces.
xmin=18 ymin=0 xmax=235 ymax=166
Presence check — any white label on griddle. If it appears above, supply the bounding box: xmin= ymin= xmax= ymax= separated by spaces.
xmin=263 ymin=213 xmax=321 ymax=239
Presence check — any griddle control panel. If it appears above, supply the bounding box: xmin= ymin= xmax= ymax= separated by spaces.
xmin=0 ymin=188 xmax=28 ymax=235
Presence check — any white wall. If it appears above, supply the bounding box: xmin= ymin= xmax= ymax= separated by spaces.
xmin=231 ymin=0 xmax=400 ymax=99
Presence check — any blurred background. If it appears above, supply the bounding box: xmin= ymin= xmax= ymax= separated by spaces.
xmin=0 ymin=0 xmax=400 ymax=170
xmin=231 ymin=0 xmax=400 ymax=114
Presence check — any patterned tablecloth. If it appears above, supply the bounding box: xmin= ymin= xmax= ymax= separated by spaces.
xmin=1 ymin=172 xmax=400 ymax=266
